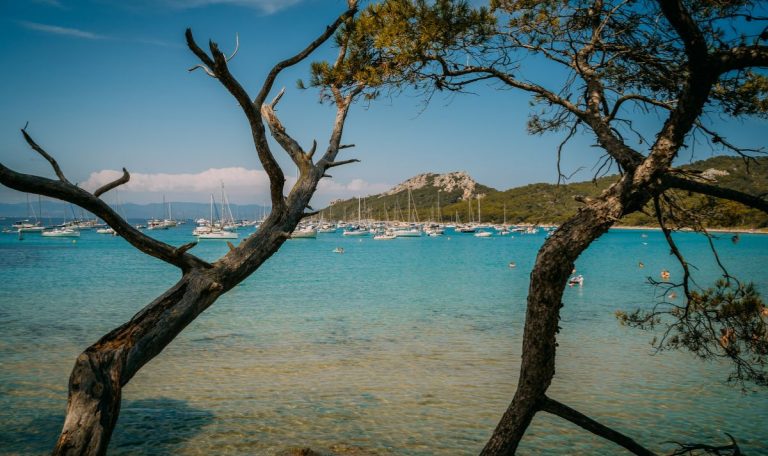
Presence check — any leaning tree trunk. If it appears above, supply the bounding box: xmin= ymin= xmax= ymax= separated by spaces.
xmin=480 ymin=183 xmax=651 ymax=455
xmin=53 ymin=269 xmax=226 ymax=455
xmin=0 ymin=3 xmax=363 ymax=453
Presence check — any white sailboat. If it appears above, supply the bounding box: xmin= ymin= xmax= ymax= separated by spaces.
xmin=343 ymin=197 xmax=370 ymax=236
xmin=43 ymin=206 xmax=79 ymax=237
xmin=290 ymin=226 xmax=318 ymax=238
xmin=12 ymin=195 xmax=45 ymax=232
xmin=196 ymin=192 xmax=238 ymax=240
xmin=392 ymin=189 xmax=422 ymax=237
xmin=42 ymin=227 xmax=79 ymax=237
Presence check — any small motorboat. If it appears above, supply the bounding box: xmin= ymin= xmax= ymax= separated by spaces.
xmin=568 ymin=275 xmax=584 ymax=287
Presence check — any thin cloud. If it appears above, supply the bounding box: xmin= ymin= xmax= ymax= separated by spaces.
xmin=20 ymin=21 xmax=107 ymax=40
xmin=154 ymin=0 xmax=303 ymax=13
xmin=81 ymin=167 xmax=391 ymax=204
xmin=82 ymin=167 xmax=271 ymax=196
xmin=317 ymin=178 xmax=392 ymax=198
xmin=19 ymin=21 xmax=179 ymax=48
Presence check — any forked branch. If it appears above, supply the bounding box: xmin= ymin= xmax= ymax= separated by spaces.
xmin=254 ymin=1 xmax=359 ymax=107
xmin=0 ymin=132 xmax=211 ymax=272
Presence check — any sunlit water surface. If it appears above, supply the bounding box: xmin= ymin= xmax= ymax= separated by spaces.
xmin=1 ymin=225 xmax=766 ymax=455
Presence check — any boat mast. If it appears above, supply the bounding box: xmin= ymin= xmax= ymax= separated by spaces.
xmin=437 ymin=190 xmax=442 ymax=224
xmin=407 ymin=189 xmax=411 ymax=224
xmin=477 ymin=195 xmax=481 ymax=225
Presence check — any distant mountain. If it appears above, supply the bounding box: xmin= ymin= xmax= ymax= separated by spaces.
xmin=0 ymin=201 xmax=269 ymax=221
xmin=324 ymin=171 xmax=496 ymax=222
xmin=321 ymin=157 xmax=768 ymax=228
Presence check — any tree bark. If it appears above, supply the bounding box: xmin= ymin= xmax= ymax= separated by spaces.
xmin=42 ymin=5 xmax=361 ymax=451
xmin=53 ymin=270 xmax=224 ymax=455
xmin=540 ymin=396 xmax=657 ymax=456
xmin=480 ymin=179 xmax=650 ymax=455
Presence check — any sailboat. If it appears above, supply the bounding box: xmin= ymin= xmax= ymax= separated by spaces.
xmin=317 ymin=211 xmax=337 ymax=233
xmin=12 ymin=195 xmax=45 ymax=232
xmin=498 ymin=203 xmax=511 ymax=235
xmin=343 ymin=197 xmax=369 ymax=236
xmin=473 ymin=196 xmax=491 ymax=236
xmin=456 ymin=197 xmax=476 ymax=233
xmin=42 ymin=206 xmax=79 ymax=237
xmin=425 ymin=190 xmax=444 ymax=236
xmin=392 ymin=188 xmax=421 ymax=237
xmin=290 ymin=225 xmax=318 ymax=238
xmin=196 ymin=191 xmax=238 ymax=240
xmin=42 ymin=227 xmax=80 ymax=237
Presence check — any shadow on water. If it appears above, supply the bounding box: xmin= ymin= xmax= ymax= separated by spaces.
xmin=0 ymin=398 xmax=215 ymax=456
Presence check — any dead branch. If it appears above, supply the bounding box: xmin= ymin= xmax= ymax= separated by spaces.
xmin=666 ymin=432 xmax=742 ymax=455
xmin=253 ymin=2 xmax=359 ymax=107
xmin=540 ymin=396 xmax=657 ymax=456
xmin=93 ymin=167 xmax=130 ymax=198
xmin=654 ymin=195 xmax=693 ymax=304
xmin=325 ymin=158 xmax=360 ymax=169
xmin=21 ymin=125 xmax=70 ymax=183
xmin=662 ymin=175 xmax=768 ymax=214
xmin=0 ymin=160 xmax=211 ymax=272
xmin=260 ymin=97 xmax=309 ymax=171
xmin=187 ymin=29 xmax=287 ymax=210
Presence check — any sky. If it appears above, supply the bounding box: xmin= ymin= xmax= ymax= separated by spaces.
xmin=1 ymin=0 xmax=765 ymax=207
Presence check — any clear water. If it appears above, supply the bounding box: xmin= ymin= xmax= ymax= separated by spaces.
xmin=0 ymin=225 xmax=766 ymax=455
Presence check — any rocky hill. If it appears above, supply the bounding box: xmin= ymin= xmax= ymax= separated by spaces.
xmin=322 ymin=156 xmax=768 ymax=228
xmin=325 ymin=171 xmax=495 ymax=222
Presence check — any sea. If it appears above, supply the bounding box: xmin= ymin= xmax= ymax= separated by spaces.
xmin=0 ymin=223 xmax=766 ymax=455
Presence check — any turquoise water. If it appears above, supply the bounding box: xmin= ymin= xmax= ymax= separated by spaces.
xmin=0 ymin=225 xmax=767 ymax=455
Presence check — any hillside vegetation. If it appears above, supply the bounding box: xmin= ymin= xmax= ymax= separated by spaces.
xmin=323 ymin=156 xmax=768 ymax=228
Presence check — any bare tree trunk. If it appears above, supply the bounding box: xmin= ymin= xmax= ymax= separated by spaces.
xmin=53 ymin=271 xmax=224 ymax=455
xmin=0 ymin=3 xmax=365 ymax=453
xmin=481 ymin=183 xmax=650 ymax=455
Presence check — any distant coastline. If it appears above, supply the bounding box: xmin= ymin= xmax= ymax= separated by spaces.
xmin=612 ymin=225 xmax=768 ymax=234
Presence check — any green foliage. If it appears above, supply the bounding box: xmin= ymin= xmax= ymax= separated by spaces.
xmin=712 ymin=72 xmax=768 ymax=118
xmin=307 ymin=0 xmax=494 ymax=101
xmin=618 ymin=279 xmax=768 ymax=387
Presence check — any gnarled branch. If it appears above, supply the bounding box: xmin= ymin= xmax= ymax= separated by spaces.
xmin=253 ymin=2 xmax=359 ymax=107
xmin=93 ymin=167 xmax=130 ymax=198
xmin=540 ymin=396 xmax=657 ymax=456
xmin=21 ymin=125 xmax=70 ymax=184
xmin=662 ymin=175 xmax=768 ymax=214
xmin=0 ymin=159 xmax=211 ymax=272
xmin=324 ymin=158 xmax=360 ymax=169
xmin=187 ymin=28 xmax=286 ymax=210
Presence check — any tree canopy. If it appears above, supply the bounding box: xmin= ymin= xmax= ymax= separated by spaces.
xmin=310 ymin=0 xmax=768 ymax=454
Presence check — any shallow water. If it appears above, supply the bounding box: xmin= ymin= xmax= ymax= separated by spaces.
xmin=0 ymin=226 xmax=766 ymax=454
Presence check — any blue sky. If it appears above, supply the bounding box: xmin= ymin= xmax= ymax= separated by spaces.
xmin=1 ymin=0 xmax=765 ymax=207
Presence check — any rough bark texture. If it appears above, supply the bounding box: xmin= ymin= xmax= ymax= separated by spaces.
xmin=54 ymin=273 xmax=220 ymax=455
xmin=472 ymin=0 xmax=768 ymax=453
xmin=480 ymin=178 xmax=647 ymax=454
xmin=540 ymin=397 xmax=657 ymax=456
